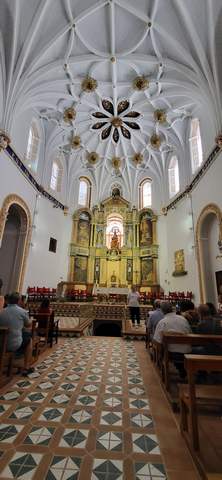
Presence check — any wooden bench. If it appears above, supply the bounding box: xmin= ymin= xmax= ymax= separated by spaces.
xmin=0 ymin=327 xmax=14 ymax=385
xmin=179 ymin=354 xmax=222 ymax=451
xmin=162 ymin=333 xmax=222 ymax=392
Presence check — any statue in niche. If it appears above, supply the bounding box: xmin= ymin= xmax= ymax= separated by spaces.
xmin=111 ymin=230 xmax=120 ymax=250
xmin=111 ymin=271 xmax=117 ymax=285
xmin=96 ymin=228 xmax=103 ymax=246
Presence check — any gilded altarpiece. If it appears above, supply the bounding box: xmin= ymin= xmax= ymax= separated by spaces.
xmin=69 ymin=194 xmax=159 ymax=291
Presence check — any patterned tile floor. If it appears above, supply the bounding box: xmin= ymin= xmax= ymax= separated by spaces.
xmin=0 ymin=337 xmax=200 ymax=480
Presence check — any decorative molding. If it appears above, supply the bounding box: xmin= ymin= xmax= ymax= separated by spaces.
xmin=5 ymin=145 xmax=65 ymax=210
xmin=0 ymin=194 xmax=32 ymax=292
xmin=165 ymin=145 xmax=220 ymax=212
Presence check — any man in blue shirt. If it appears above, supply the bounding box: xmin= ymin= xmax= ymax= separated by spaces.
xmin=0 ymin=292 xmax=34 ymax=375
xmin=147 ymin=299 xmax=164 ymax=339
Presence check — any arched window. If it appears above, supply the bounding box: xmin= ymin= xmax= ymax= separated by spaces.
xmin=168 ymin=155 xmax=180 ymax=198
xmin=78 ymin=177 xmax=91 ymax=208
xmin=139 ymin=179 xmax=152 ymax=209
xmin=25 ymin=121 xmax=40 ymax=172
xmin=189 ymin=118 xmax=203 ymax=173
xmin=50 ymin=157 xmax=63 ymax=192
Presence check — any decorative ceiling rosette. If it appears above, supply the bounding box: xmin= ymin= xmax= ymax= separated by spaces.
xmin=63 ymin=107 xmax=76 ymax=124
xmin=81 ymin=76 xmax=98 ymax=93
xmin=112 ymin=156 xmax=121 ymax=170
xmin=133 ymin=152 xmax=143 ymax=165
xmin=0 ymin=130 xmax=10 ymax=151
xmin=91 ymin=99 xmax=140 ymax=144
xmin=87 ymin=151 xmax=99 ymax=165
xmin=70 ymin=135 xmax=81 ymax=149
xmin=133 ymin=76 xmax=149 ymax=91
xmin=150 ymin=133 xmax=162 ymax=150
xmin=154 ymin=110 xmax=167 ymax=124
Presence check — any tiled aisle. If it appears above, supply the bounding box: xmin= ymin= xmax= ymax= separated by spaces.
xmin=0 ymin=338 xmax=200 ymax=480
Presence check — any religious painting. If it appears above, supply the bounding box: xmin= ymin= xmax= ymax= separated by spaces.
xmin=77 ymin=212 xmax=90 ymax=247
xmin=127 ymin=259 xmax=133 ymax=283
xmin=140 ymin=213 xmax=152 ymax=247
xmin=141 ymin=258 xmax=153 ymax=285
xmin=74 ymin=256 xmax=88 ymax=283
xmin=172 ymin=249 xmax=187 ymax=276
xmin=96 ymin=227 xmax=104 ymax=246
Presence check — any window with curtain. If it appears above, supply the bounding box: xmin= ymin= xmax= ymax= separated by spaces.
xmin=189 ymin=118 xmax=203 ymax=173
xmin=25 ymin=121 xmax=40 ymax=172
xmin=78 ymin=178 xmax=91 ymax=207
xmin=139 ymin=179 xmax=152 ymax=209
xmin=168 ymin=155 xmax=180 ymax=197
xmin=50 ymin=158 xmax=63 ymax=192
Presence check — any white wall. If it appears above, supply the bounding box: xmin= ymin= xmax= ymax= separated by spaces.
xmin=158 ymin=150 xmax=222 ymax=304
xmin=0 ymin=150 xmax=72 ymax=293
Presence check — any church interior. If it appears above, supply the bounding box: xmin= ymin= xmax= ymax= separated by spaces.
xmin=0 ymin=1 xmax=222 ymax=479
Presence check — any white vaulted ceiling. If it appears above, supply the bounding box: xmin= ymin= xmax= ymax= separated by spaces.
xmin=0 ymin=0 xmax=222 ymax=204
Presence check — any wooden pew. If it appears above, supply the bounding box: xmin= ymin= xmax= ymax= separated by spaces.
xmin=32 ymin=312 xmax=59 ymax=349
xmin=0 ymin=327 xmax=15 ymax=385
xmin=162 ymin=333 xmax=222 ymax=392
xmin=179 ymin=354 xmax=222 ymax=451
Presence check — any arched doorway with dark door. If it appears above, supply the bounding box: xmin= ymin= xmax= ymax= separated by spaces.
xmin=196 ymin=203 xmax=222 ymax=304
xmin=0 ymin=195 xmax=32 ymax=293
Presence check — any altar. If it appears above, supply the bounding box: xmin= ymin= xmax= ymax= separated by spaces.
xmin=68 ymin=188 xmax=159 ymax=292
xmin=93 ymin=286 xmax=129 ymax=296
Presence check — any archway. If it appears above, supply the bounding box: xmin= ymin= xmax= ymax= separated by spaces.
xmin=0 ymin=195 xmax=32 ymax=293
xmin=94 ymin=321 xmax=121 ymax=337
xmin=196 ymin=204 xmax=222 ymax=304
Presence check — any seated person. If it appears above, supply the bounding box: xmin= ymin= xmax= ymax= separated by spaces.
xmin=195 ymin=304 xmax=222 ymax=355
xmin=153 ymin=301 xmax=191 ymax=378
xmin=147 ymin=299 xmax=164 ymax=339
xmin=206 ymin=302 xmax=222 ymax=333
xmin=38 ymin=297 xmax=52 ymax=314
xmin=0 ymin=292 xmax=34 ymax=376
xmin=179 ymin=300 xmax=200 ymax=332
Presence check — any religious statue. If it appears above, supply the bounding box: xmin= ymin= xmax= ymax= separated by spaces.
xmin=111 ymin=271 xmax=117 ymax=284
xmin=110 ymin=230 xmax=120 ymax=250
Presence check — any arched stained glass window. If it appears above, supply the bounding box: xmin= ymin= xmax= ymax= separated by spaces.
xmin=25 ymin=121 xmax=40 ymax=172
xmin=168 ymin=155 xmax=180 ymax=198
xmin=189 ymin=118 xmax=203 ymax=173
xmin=78 ymin=177 xmax=91 ymax=208
xmin=139 ymin=179 xmax=152 ymax=209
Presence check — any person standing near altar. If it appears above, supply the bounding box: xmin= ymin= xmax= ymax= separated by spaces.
xmin=127 ymin=286 xmax=140 ymax=328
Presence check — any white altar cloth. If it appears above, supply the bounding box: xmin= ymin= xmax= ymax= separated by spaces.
xmin=93 ymin=286 xmax=129 ymax=295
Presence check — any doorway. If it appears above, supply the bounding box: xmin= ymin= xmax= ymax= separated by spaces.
xmin=0 ymin=203 xmax=28 ymax=294
xmin=94 ymin=321 xmax=122 ymax=337
xmin=196 ymin=204 xmax=222 ymax=304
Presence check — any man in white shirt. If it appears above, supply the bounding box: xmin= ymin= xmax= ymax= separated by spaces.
xmin=153 ymin=301 xmax=191 ymax=378
xmin=127 ymin=286 xmax=140 ymax=327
